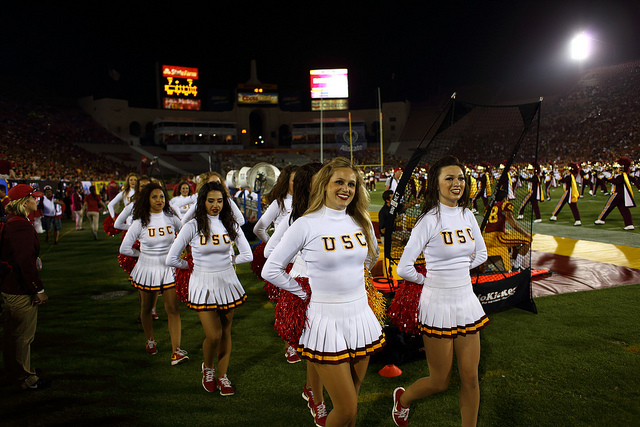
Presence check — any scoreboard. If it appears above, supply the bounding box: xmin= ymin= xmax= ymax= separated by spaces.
xmin=160 ymin=65 xmax=201 ymax=110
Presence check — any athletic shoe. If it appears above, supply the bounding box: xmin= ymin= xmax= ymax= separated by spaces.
xmin=392 ymin=387 xmax=410 ymax=427
xmin=533 ymin=219 xmax=542 ymax=223
xmin=285 ymin=345 xmax=301 ymax=363
xmin=146 ymin=339 xmax=158 ymax=355
xmin=574 ymin=220 xmax=582 ymax=226
xmin=549 ymin=216 xmax=557 ymax=221
xmin=170 ymin=348 xmax=189 ymax=366
xmin=201 ymin=363 xmax=217 ymax=392
xmin=217 ymin=374 xmax=235 ymax=396
xmin=313 ymin=401 xmax=328 ymax=427
xmin=151 ymin=307 xmax=160 ymax=320
xmin=594 ymin=220 xmax=605 ymax=225
xmin=516 ymin=214 xmax=524 ymax=220
xmin=623 ymin=225 xmax=635 ymax=230
xmin=26 ymin=378 xmax=54 ymax=391
xmin=302 ymin=383 xmax=315 ymax=415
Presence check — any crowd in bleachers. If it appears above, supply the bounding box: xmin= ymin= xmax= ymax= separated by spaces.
xmin=1 ymin=60 xmax=639 ymax=185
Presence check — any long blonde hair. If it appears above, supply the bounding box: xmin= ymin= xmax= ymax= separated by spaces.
xmin=306 ymin=157 xmax=376 ymax=260
xmin=196 ymin=171 xmax=229 ymax=196
xmin=6 ymin=197 xmax=31 ymax=217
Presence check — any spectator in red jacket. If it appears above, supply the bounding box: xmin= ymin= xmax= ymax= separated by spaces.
xmin=1 ymin=184 xmax=53 ymax=390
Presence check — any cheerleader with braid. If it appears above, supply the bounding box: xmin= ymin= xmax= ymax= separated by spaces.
xmin=262 ymin=157 xmax=384 ymax=427
xmin=392 ymin=155 xmax=487 ymax=427
xmin=166 ymin=181 xmax=252 ymax=395
xmin=119 ymin=183 xmax=187 ymax=364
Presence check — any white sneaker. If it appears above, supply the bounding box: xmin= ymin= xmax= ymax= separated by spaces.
xmin=574 ymin=220 xmax=582 ymax=226
xmin=534 ymin=219 xmax=542 ymax=223
xmin=516 ymin=215 xmax=524 ymax=220
xmin=594 ymin=220 xmax=605 ymax=225
xmin=623 ymin=225 xmax=635 ymax=230
xmin=549 ymin=216 xmax=557 ymax=221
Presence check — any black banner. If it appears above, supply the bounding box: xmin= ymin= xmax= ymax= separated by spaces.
xmin=473 ymin=270 xmax=537 ymax=314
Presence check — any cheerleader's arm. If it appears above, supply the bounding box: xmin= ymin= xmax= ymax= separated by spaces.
xmin=262 ymin=220 xmax=308 ymax=298
xmin=228 ymin=196 xmax=245 ymax=226
xmin=364 ymin=223 xmax=380 ymax=272
xmin=107 ymin=191 xmax=123 ymax=218
xmin=119 ymin=220 xmax=141 ymax=257
xmin=263 ymin=213 xmax=291 ymax=258
xmin=253 ymin=200 xmax=279 ymax=242
xmin=467 ymin=211 xmax=488 ymax=269
xmin=232 ymin=224 xmax=253 ymax=265
xmin=114 ymin=203 xmax=133 ymax=230
xmin=181 ymin=203 xmax=196 ymax=227
xmin=165 ymin=220 xmax=194 ymax=269
xmin=396 ymin=217 xmax=428 ymax=284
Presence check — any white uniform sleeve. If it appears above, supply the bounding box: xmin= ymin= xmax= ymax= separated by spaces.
xmin=261 ymin=220 xmax=308 ymax=298
xmin=119 ymin=219 xmax=142 ymax=257
xmin=467 ymin=211 xmax=487 ymax=269
xmin=108 ymin=191 xmax=123 ymax=218
xmin=114 ymin=203 xmax=134 ymax=230
xmin=396 ymin=216 xmax=430 ymax=285
xmin=263 ymin=213 xmax=291 ymax=258
xmin=231 ymin=225 xmax=253 ymax=265
xmin=364 ymin=223 xmax=380 ymax=272
xmin=253 ymin=200 xmax=280 ymax=242
xmin=166 ymin=220 xmax=195 ymax=269
xmin=181 ymin=203 xmax=196 ymax=227
xmin=229 ymin=196 xmax=245 ymax=226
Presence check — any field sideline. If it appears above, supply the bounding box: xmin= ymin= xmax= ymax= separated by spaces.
xmin=1 ymin=181 xmax=638 ymax=426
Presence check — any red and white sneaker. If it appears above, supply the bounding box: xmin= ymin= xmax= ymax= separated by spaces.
xmin=285 ymin=345 xmax=301 ymax=363
xmin=217 ymin=374 xmax=235 ymax=396
xmin=170 ymin=348 xmax=189 ymax=365
xmin=146 ymin=339 xmax=158 ymax=355
xmin=151 ymin=307 xmax=160 ymax=320
xmin=392 ymin=387 xmax=410 ymax=427
xmin=302 ymin=383 xmax=315 ymax=415
xmin=201 ymin=362 xmax=217 ymax=392
xmin=312 ymin=401 xmax=328 ymax=427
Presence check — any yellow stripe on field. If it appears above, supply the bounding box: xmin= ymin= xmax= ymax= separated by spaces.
xmin=532 ymin=234 xmax=640 ymax=269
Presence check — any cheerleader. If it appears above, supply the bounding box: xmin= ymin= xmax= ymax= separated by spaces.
xmin=253 ymin=164 xmax=297 ymax=243
xmin=262 ymin=157 xmax=383 ymax=426
xmin=169 ymin=181 xmax=194 ymax=220
xmin=263 ymin=162 xmax=326 ymax=425
xmin=108 ymin=172 xmax=138 ymax=219
xmin=119 ymin=183 xmax=187 ymax=365
xmin=166 ymin=181 xmax=252 ymax=395
xmin=392 ymin=155 xmax=487 ymax=427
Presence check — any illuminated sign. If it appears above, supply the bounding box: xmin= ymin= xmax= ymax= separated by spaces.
xmin=310 ymin=69 xmax=349 ymax=99
xmin=161 ymin=64 xmax=200 ymax=111
xmin=311 ymin=99 xmax=348 ymax=111
xmin=237 ymin=92 xmax=279 ymax=105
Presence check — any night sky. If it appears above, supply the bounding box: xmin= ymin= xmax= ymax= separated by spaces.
xmin=2 ymin=1 xmax=640 ymax=109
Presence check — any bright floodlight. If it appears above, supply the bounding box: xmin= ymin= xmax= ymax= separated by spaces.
xmin=570 ymin=32 xmax=591 ymax=60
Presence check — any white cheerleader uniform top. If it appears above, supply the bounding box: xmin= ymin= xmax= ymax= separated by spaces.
xmin=253 ymin=194 xmax=293 ymax=242
xmin=397 ymin=203 xmax=487 ymax=286
xmin=169 ymin=195 xmax=195 ymax=220
xmin=119 ymin=212 xmax=182 ymax=258
xmin=262 ymin=206 xmax=379 ymax=299
xmin=108 ymin=188 xmax=135 ymax=219
xmin=166 ymin=215 xmax=253 ymax=271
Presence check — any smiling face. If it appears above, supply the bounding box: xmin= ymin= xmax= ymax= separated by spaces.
xmin=149 ymin=188 xmax=165 ymax=213
xmin=180 ymin=183 xmax=190 ymax=196
xmin=128 ymin=175 xmax=138 ymax=188
xmin=205 ymin=190 xmax=224 ymax=216
xmin=324 ymin=167 xmax=356 ymax=211
xmin=438 ymin=165 xmax=465 ymax=207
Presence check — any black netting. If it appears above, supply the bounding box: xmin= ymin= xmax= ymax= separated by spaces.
xmin=383 ymin=95 xmax=541 ymax=313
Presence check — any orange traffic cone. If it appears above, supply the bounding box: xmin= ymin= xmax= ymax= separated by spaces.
xmin=378 ymin=364 xmax=402 ymax=377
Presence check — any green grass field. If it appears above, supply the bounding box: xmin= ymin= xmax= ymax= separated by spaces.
xmin=1 ymin=182 xmax=639 ymax=426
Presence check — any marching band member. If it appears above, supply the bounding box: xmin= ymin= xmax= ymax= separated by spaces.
xmin=594 ymin=157 xmax=636 ymax=230
xmin=549 ymin=162 xmax=582 ymax=226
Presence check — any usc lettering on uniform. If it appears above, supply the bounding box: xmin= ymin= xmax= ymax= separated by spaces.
xmin=199 ymin=233 xmax=231 ymax=246
xmin=148 ymin=226 xmax=173 ymax=238
xmin=441 ymin=228 xmax=473 ymax=245
xmin=322 ymin=233 xmax=368 ymax=252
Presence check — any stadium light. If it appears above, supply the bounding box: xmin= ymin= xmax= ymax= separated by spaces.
xmin=570 ymin=32 xmax=591 ymax=60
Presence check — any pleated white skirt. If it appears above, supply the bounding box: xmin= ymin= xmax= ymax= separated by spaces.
xmin=298 ymin=288 xmax=385 ymax=364
xmin=186 ymin=265 xmax=246 ymax=311
xmin=417 ymin=279 xmax=488 ymax=338
xmin=129 ymin=253 xmax=175 ymax=292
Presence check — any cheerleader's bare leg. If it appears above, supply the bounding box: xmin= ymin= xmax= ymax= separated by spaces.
xmin=454 ymin=333 xmax=481 ymax=427
xmin=216 ymin=309 xmax=234 ymax=377
xmin=139 ymin=290 xmax=156 ymax=340
xmin=307 ymin=361 xmax=324 ymax=405
xmin=162 ymin=288 xmax=181 ymax=352
xmin=313 ymin=356 xmax=370 ymax=427
xmin=197 ymin=309 xmax=234 ymax=375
